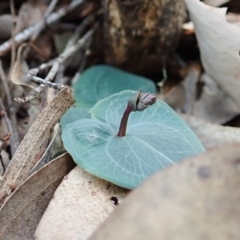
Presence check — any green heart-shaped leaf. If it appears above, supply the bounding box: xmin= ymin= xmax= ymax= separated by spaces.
xmin=62 ymin=91 xmax=205 ymax=189
xmin=73 ymin=65 xmax=157 ymax=107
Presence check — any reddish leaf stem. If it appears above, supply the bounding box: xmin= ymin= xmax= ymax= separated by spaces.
xmin=117 ymin=106 xmax=132 ymax=137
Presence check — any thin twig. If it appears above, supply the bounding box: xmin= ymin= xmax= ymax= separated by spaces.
xmin=0 ymin=60 xmax=12 ymax=108
xmin=30 ymin=75 xmax=65 ymax=90
xmin=157 ymin=67 xmax=168 ymax=94
xmin=31 ymin=0 xmax=60 ymax=111
xmin=28 ymin=59 xmax=56 ymax=77
xmin=10 ymin=0 xmax=16 ymax=72
xmin=0 ymin=156 xmax=5 ymax=175
xmin=47 ymin=22 xmax=98 ymax=79
xmin=65 ymin=12 xmax=97 ymax=49
xmin=0 ymin=133 xmax=11 ymax=174
xmin=31 ymin=0 xmax=59 ymax=42
xmin=0 ymin=99 xmax=18 ymax=155
xmin=40 ymin=86 xmax=48 ymax=112
xmin=15 ymin=22 xmax=99 ymax=103
xmin=71 ymin=40 xmax=91 ymax=85
xmin=52 ymin=64 xmax=65 ymax=84
xmin=31 ymin=13 xmax=96 ymax=85
xmin=0 ymin=102 xmax=12 ymax=138
xmin=0 ymin=64 xmax=20 ymax=154
xmin=14 ymin=85 xmax=45 ymax=103
xmin=183 ymin=66 xmax=200 ymax=114
xmin=0 ymin=0 xmax=85 ymax=56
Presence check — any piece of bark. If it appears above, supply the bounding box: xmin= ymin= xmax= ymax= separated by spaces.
xmin=0 ymin=153 xmax=75 ymax=240
xmin=102 ymin=0 xmax=186 ymax=74
xmin=0 ymin=87 xmax=75 ymax=207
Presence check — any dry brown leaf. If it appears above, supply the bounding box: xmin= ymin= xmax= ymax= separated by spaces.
xmin=164 ymin=70 xmax=240 ymax=124
xmin=90 ymin=144 xmax=240 ymax=240
xmin=182 ymin=114 xmax=240 ymax=148
xmin=11 ymin=58 xmax=30 ymax=89
xmin=0 ymin=87 xmax=75 ymax=206
xmin=15 ymin=1 xmax=46 ymax=34
xmin=203 ymin=0 xmax=229 ymax=6
xmin=10 ymin=43 xmax=43 ymax=90
xmin=0 ymin=153 xmax=75 ymax=240
xmin=193 ymin=74 xmax=239 ymax=124
xmin=184 ymin=0 xmax=240 ymax=108
xmin=35 ymin=166 xmax=129 ymax=240
xmin=226 ymin=13 xmax=240 ymax=28
xmin=162 ymin=84 xmax=185 ymax=110
xmin=163 ymin=65 xmax=199 ymax=113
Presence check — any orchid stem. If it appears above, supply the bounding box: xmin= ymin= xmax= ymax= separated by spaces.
xmin=117 ymin=106 xmax=132 ymax=137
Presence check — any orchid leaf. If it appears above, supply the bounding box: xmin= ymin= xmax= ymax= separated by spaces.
xmin=60 ymin=106 xmax=90 ymax=129
xmin=73 ymin=65 xmax=157 ymax=107
xmin=62 ymin=91 xmax=205 ymax=189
